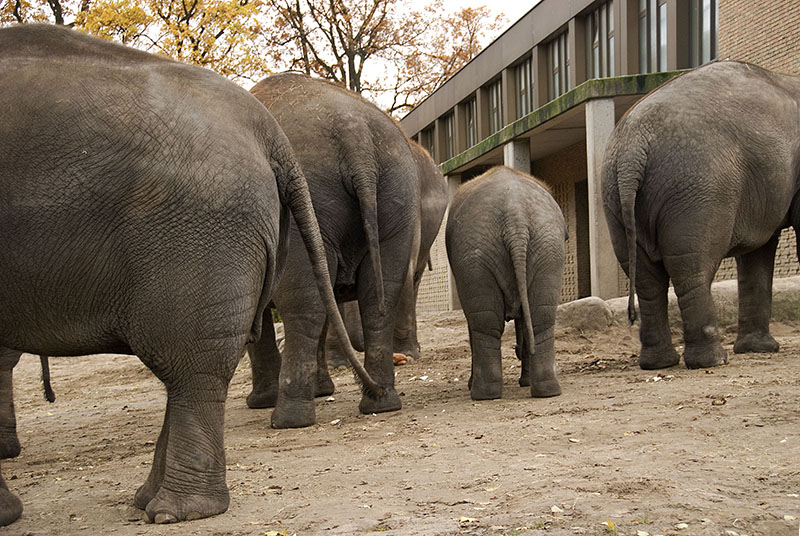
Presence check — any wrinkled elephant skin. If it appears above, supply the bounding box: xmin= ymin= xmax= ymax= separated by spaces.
xmin=0 ymin=25 xmax=357 ymax=525
xmin=446 ymin=167 xmax=567 ymax=401
xmin=602 ymin=61 xmax=800 ymax=370
xmin=246 ymin=74 xmax=421 ymax=427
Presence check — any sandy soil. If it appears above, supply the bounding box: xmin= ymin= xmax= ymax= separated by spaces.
xmin=4 ymin=311 xmax=800 ymax=536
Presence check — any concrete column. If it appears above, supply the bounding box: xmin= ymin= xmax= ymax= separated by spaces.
xmin=502 ymin=67 xmax=516 ymax=125
xmin=618 ymin=0 xmax=640 ymax=75
xmin=585 ymin=97 xmax=618 ymax=300
xmin=532 ymin=45 xmax=549 ymax=109
xmin=453 ymin=101 xmax=467 ymax=155
xmin=569 ymin=17 xmax=587 ymax=89
xmin=503 ymin=140 xmax=531 ymax=175
xmin=446 ymin=174 xmax=462 ymax=311
xmin=667 ymin=0 xmax=690 ymax=70
xmin=475 ymin=86 xmax=490 ymax=142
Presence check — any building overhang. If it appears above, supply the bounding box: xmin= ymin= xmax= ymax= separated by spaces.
xmin=440 ymin=70 xmax=687 ymax=176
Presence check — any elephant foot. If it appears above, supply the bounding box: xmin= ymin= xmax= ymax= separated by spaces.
xmin=0 ymin=487 xmax=22 ymax=527
xmin=518 ymin=374 xmax=530 ymax=387
xmin=684 ymin=341 xmax=728 ymax=369
xmin=134 ymin=479 xmax=159 ymax=510
xmin=470 ymin=381 xmax=502 ymax=401
xmin=145 ymin=485 xmax=229 ymax=523
xmin=325 ymin=348 xmax=349 ymax=369
xmin=734 ymin=332 xmax=779 ymax=354
xmin=0 ymin=435 xmax=20 ymax=460
xmin=531 ymin=378 xmax=561 ymax=398
xmin=638 ymin=346 xmax=681 ymax=370
xmin=315 ymin=370 xmax=335 ymax=398
xmin=245 ymin=385 xmax=278 ymax=409
xmin=358 ymin=388 xmax=401 ymax=415
xmin=270 ymin=398 xmax=316 ymax=429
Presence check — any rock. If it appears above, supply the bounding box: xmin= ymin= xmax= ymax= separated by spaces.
xmin=556 ymin=297 xmax=613 ymax=332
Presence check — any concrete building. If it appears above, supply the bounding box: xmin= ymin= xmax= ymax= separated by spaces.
xmin=401 ymin=0 xmax=800 ymax=313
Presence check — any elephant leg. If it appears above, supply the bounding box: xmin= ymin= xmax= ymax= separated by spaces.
xmin=134 ymin=404 xmax=170 ymax=509
xmin=324 ymin=302 xmax=362 ymax=368
xmin=141 ymin=373 xmax=232 ymax=523
xmin=0 ymin=349 xmax=21 ymax=460
xmin=314 ymin=320 xmax=334 ymax=398
xmin=357 ymin=270 xmax=403 ymax=415
xmin=527 ymin=280 xmax=561 ymax=398
xmin=270 ymin=309 xmax=324 ymax=429
xmin=392 ymin=270 xmax=421 ymax=361
xmin=465 ymin=307 xmax=505 ymax=400
xmin=636 ymin=254 xmax=681 ymax=370
xmin=734 ymin=235 xmax=779 ymax=354
xmin=0 ymin=461 xmax=22 ymax=527
xmin=515 ymin=319 xmax=529 ymax=387
xmin=246 ymin=312 xmax=281 ymax=409
xmin=670 ymin=264 xmax=728 ymax=369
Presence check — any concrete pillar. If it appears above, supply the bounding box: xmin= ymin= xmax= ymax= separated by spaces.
xmin=446 ymin=174 xmax=462 ymax=310
xmin=585 ymin=97 xmax=618 ymax=300
xmin=617 ymin=0 xmax=640 ymax=75
xmin=502 ymin=67 xmax=516 ymax=125
xmin=532 ymin=45 xmax=549 ymax=109
xmin=667 ymin=0 xmax=690 ymax=70
xmin=569 ymin=17 xmax=587 ymax=89
xmin=503 ymin=140 xmax=531 ymax=175
xmin=453 ymin=101 xmax=467 ymax=155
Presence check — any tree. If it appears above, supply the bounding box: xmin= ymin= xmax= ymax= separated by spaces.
xmin=1 ymin=0 xmax=76 ymax=25
xmin=263 ymin=0 xmax=504 ymax=115
xmin=382 ymin=5 xmax=505 ymax=115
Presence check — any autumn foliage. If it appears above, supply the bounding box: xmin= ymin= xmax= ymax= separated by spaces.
xmin=2 ymin=0 xmax=505 ymax=115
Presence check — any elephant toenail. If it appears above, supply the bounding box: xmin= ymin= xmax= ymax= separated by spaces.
xmin=154 ymin=512 xmax=178 ymax=524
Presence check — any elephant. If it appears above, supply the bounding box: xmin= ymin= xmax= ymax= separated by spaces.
xmin=0 ymin=25 xmax=377 ymax=525
xmin=602 ymin=61 xmax=800 ymax=370
xmin=445 ymin=166 xmax=566 ymax=400
xmin=245 ymin=73 xmax=420 ymax=428
xmin=325 ymin=141 xmax=449 ymax=364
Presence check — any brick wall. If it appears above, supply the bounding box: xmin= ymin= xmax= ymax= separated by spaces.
xmin=718 ymin=0 xmax=800 ymax=75
xmin=714 ymin=0 xmax=800 ymax=283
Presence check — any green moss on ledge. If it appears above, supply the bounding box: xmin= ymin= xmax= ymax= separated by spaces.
xmin=440 ymin=70 xmax=686 ymax=175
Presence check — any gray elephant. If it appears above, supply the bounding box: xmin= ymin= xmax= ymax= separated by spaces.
xmin=325 ymin=142 xmax=449 ymax=364
xmin=602 ymin=61 xmax=800 ymax=370
xmin=446 ymin=167 xmax=566 ymax=400
xmin=0 ymin=25 xmax=375 ymax=525
xmin=245 ymin=73 xmax=420 ymax=428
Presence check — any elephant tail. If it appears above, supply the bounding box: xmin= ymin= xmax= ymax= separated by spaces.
xmin=40 ymin=355 xmax=55 ymax=403
xmin=338 ymin=121 xmax=386 ymax=316
xmin=269 ymin=135 xmax=385 ymax=399
xmin=615 ymin=150 xmax=645 ymax=325
xmin=505 ymin=222 xmax=535 ymax=355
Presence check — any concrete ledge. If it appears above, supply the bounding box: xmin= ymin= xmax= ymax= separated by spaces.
xmin=557 ymin=275 xmax=800 ymax=332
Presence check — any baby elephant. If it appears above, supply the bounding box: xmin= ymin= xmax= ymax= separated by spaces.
xmin=446 ymin=167 xmax=567 ymax=400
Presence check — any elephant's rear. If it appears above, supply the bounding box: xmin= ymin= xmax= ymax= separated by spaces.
xmin=0 ymin=25 xmax=280 ymax=361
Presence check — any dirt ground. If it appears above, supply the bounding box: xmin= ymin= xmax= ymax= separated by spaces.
xmin=4 ymin=310 xmax=800 ymax=536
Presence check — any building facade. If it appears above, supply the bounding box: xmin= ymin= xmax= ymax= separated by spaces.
xmin=402 ymin=0 xmax=800 ymax=313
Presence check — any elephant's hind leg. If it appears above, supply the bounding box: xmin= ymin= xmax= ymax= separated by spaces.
xmin=0 ymin=462 xmax=22 ymax=527
xmin=734 ymin=235 xmax=780 ymax=354
xmin=141 ymin=371 xmax=232 ymax=523
xmin=636 ymin=255 xmax=680 ymax=369
xmin=465 ymin=307 xmax=505 ymax=401
xmin=246 ymin=311 xmax=281 ymax=409
xmin=0 ymin=349 xmax=22 ymax=460
xmin=671 ymin=269 xmax=728 ymax=369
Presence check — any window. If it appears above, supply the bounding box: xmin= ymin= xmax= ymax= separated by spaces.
xmin=586 ymin=1 xmax=615 ymax=79
xmin=488 ymin=79 xmax=503 ymax=134
xmin=443 ymin=112 xmax=455 ymax=160
xmin=420 ymin=126 xmax=435 ymax=161
xmin=464 ymin=97 xmax=477 ymax=147
xmin=689 ymin=0 xmax=717 ymax=66
xmin=639 ymin=0 xmax=667 ymax=73
xmin=515 ymin=58 xmax=533 ymax=118
xmin=547 ymin=31 xmax=570 ymax=100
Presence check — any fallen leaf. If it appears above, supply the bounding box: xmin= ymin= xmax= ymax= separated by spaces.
xmin=568 ymin=438 xmax=580 ymax=443
xmin=784 ymin=515 xmax=797 ymax=521
xmin=712 ymin=397 xmax=726 ymax=406
xmin=330 ymin=419 xmax=341 ymax=425
xmin=675 ymin=522 xmax=689 ymax=529
xmin=637 ymin=531 xmax=650 ymax=536
xmin=551 ymin=505 xmax=563 ymax=513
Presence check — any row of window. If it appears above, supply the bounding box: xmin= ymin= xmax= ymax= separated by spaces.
xmin=418 ymin=0 xmax=717 ymax=163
